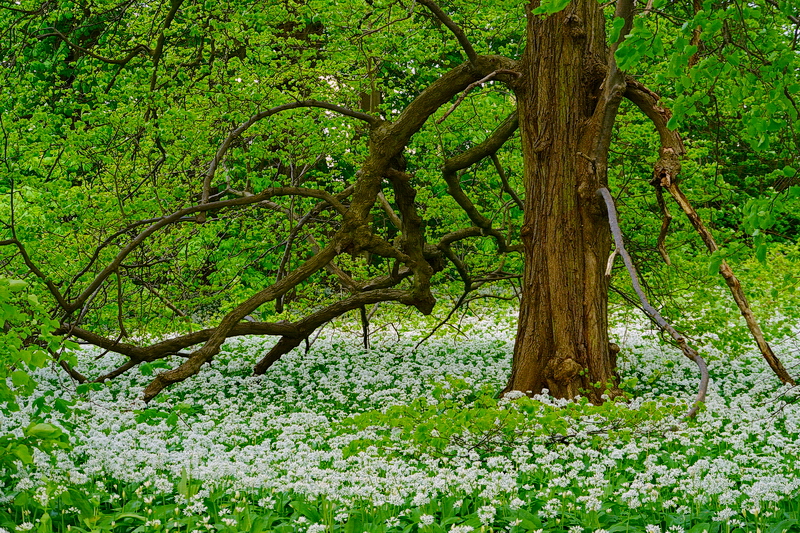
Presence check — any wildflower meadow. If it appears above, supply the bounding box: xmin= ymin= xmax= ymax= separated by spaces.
xmin=2 ymin=305 xmax=799 ymax=533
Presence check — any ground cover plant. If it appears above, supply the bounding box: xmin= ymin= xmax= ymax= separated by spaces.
xmin=2 ymin=304 xmax=799 ymax=533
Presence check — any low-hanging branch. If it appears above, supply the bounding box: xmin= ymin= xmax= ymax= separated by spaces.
xmin=599 ymin=187 xmax=708 ymax=420
xmin=624 ymin=78 xmax=796 ymax=386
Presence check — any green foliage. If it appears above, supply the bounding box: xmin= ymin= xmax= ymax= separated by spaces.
xmin=342 ymin=377 xmax=682 ymax=460
xmin=0 ymin=278 xmax=73 ymax=475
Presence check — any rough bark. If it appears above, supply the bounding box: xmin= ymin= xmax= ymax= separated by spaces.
xmin=506 ymin=1 xmax=618 ymax=402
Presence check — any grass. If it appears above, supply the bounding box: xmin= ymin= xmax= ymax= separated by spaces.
xmin=1 ymin=307 xmax=800 ymax=533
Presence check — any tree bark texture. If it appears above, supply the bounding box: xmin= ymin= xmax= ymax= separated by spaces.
xmin=506 ymin=1 xmax=617 ymax=401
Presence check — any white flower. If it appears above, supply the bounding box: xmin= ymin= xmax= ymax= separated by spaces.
xmin=15 ymin=524 xmax=34 ymax=532
xmin=478 ymin=505 xmax=496 ymax=525
xmin=33 ymin=487 xmax=49 ymax=507
xmin=258 ymin=497 xmax=275 ymax=508
xmin=307 ymin=525 xmax=325 ymax=533
xmin=419 ymin=514 xmax=435 ymax=526
xmin=449 ymin=526 xmax=474 ymax=533
xmin=386 ymin=517 xmax=401 ymax=528
xmin=645 ymin=526 xmax=660 ymax=533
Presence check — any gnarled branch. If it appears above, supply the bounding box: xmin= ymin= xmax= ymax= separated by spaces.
xmin=625 ymin=78 xmax=796 ymax=386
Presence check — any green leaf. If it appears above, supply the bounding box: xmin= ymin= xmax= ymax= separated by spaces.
xmin=667 ymin=115 xmax=679 ymax=130
xmin=13 ymin=444 xmax=33 ymax=464
xmin=708 ymin=254 xmax=723 ymax=275
xmin=609 ymin=16 xmax=626 ymax=43
xmin=11 ymin=370 xmax=31 ymax=388
xmin=756 ymin=242 xmax=768 ymax=264
xmin=782 ymin=165 xmax=797 ymax=177
xmin=26 ymin=422 xmax=62 ymax=439
xmin=6 ymin=279 xmax=28 ymax=292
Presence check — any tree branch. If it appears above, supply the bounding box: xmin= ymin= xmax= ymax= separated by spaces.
xmin=763 ymin=0 xmax=800 ymax=26
xmin=253 ymin=288 xmax=416 ymax=374
xmin=625 ymin=79 xmax=796 ymax=386
xmin=490 ymin=154 xmax=524 ymax=211
xmin=201 ymin=101 xmax=382 ymax=207
xmin=39 ymin=28 xmax=152 ymax=65
xmin=599 ymin=187 xmax=708 ymax=419
xmin=141 ymin=242 xmax=339 ymax=401
xmin=416 ymin=0 xmax=478 ymax=64
xmin=442 ymin=112 xmax=522 ymax=254
xmin=436 ymin=70 xmax=520 ymax=124
xmin=67 ymin=187 xmax=345 ymax=314
xmin=654 ymin=185 xmax=673 ymax=265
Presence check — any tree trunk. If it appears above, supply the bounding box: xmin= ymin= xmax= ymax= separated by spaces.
xmin=506 ymin=1 xmax=617 ymax=402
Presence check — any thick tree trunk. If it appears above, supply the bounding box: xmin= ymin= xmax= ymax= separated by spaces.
xmin=506 ymin=1 xmax=617 ymax=402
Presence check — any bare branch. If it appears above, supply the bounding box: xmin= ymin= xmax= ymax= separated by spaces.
xmin=599 ymin=187 xmax=708 ymax=419
xmin=625 ymin=79 xmax=796 ymax=386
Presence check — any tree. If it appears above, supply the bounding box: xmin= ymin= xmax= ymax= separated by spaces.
xmin=1 ymin=0 xmax=797 ymax=402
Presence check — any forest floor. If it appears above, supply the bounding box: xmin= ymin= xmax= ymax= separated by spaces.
xmin=2 ymin=308 xmax=800 ymax=533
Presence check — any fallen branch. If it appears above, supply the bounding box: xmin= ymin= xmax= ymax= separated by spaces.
xmin=599 ymin=187 xmax=708 ymax=419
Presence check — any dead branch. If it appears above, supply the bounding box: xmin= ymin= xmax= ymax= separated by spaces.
xmin=599 ymin=187 xmax=708 ymax=419
xmin=625 ymin=78 xmax=796 ymax=386
xmin=654 ymin=185 xmax=673 ymax=265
